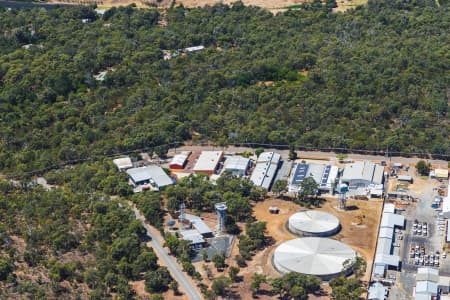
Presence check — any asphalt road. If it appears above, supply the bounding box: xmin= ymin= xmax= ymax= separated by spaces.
xmin=130 ymin=205 xmax=203 ymax=300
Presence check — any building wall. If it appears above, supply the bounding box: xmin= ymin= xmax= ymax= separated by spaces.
xmin=169 ymin=163 xmax=184 ymax=170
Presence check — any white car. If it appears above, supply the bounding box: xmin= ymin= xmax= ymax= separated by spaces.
xmin=443 ymin=252 xmax=447 ymax=258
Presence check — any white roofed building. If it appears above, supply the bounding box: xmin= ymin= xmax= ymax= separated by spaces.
xmin=368 ymin=282 xmax=387 ymax=300
xmin=289 ymin=163 xmax=338 ymax=193
xmin=223 ymin=156 xmax=251 ymax=177
xmin=342 ymin=161 xmax=384 ymax=189
xmin=170 ymin=151 xmax=191 ymax=170
xmin=414 ymin=267 xmax=439 ymax=300
xmin=250 ymin=152 xmax=281 ymax=190
xmin=184 ymin=214 xmax=213 ymax=238
xmin=373 ymin=203 xmax=404 ymax=278
xmin=127 ymin=166 xmax=174 ymax=192
xmin=113 ymin=157 xmax=133 ymax=171
xmin=193 ymin=151 xmax=224 ymax=176
xmin=441 ymin=183 xmax=450 ymax=218
xmin=179 ymin=229 xmax=205 ymax=249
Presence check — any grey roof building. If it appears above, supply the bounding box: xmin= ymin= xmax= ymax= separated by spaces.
xmin=341 ymin=161 xmax=384 ymax=189
xmin=223 ymin=156 xmax=251 ymax=177
xmin=180 ymin=229 xmax=205 ymax=249
xmin=373 ymin=204 xmax=404 ymax=278
xmin=250 ymin=152 xmax=281 ymax=190
xmin=414 ymin=268 xmax=439 ymax=300
xmin=368 ymin=282 xmax=387 ymax=300
xmin=184 ymin=214 xmax=213 ymax=238
xmin=288 ymin=163 xmax=338 ymax=193
xmin=126 ymin=166 xmax=174 ymax=191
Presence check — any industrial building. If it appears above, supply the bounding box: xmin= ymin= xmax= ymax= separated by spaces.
xmin=414 ymin=267 xmax=439 ymax=300
xmin=368 ymin=282 xmax=387 ymax=300
xmin=179 ymin=229 xmax=205 ymax=250
xmin=273 ymin=237 xmax=357 ymax=280
xmin=341 ymin=161 xmax=384 ymax=189
xmin=222 ymin=156 xmax=251 ymax=177
xmin=373 ymin=203 xmax=405 ymax=278
xmin=193 ymin=151 xmax=224 ymax=175
xmin=288 ymin=163 xmax=338 ymax=193
xmin=126 ymin=166 xmax=174 ymax=192
xmin=169 ymin=151 xmax=191 ymax=170
xmin=288 ymin=211 xmax=340 ymax=237
xmin=113 ymin=157 xmax=133 ymax=171
xmin=441 ymin=183 xmax=450 ymax=218
xmin=250 ymin=152 xmax=281 ymax=190
xmin=183 ymin=214 xmax=213 ymax=238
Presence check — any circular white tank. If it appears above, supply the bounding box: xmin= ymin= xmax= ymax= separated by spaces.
xmin=273 ymin=237 xmax=357 ymax=280
xmin=288 ymin=210 xmax=340 ymax=237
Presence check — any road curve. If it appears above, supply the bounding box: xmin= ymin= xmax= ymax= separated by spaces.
xmin=130 ymin=205 xmax=203 ymax=300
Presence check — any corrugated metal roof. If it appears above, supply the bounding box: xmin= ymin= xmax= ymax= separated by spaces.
xmin=180 ymin=230 xmax=205 ymax=244
xmin=193 ymin=151 xmax=223 ymax=172
xmin=113 ymin=157 xmax=133 ymax=169
xmin=223 ymin=156 xmax=250 ymax=172
xmin=289 ymin=163 xmax=337 ymax=192
xmin=342 ymin=161 xmax=384 ymax=184
xmin=250 ymin=152 xmax=280 ymax=189
xmin=368 ymin=282 xmax=386 ymax=300
xmin=379 ymin=227 xmax=394 ymax=239
xmin=184 ymin=214 xmax=212 ymax=235
xmin=384 ymin=203 xmax=396 ymax=214
xmin=170 ymin=154 xmax=188 ymax=167
xmin=375 ymin=254 xmax=399 ymax=266
xmin=126 ymin=166 xmax=174 ymax=187
xmin=373 ymin=265 xmax=386 ymax=277
xmin=380 ymin=213 xmax=404 ymax=228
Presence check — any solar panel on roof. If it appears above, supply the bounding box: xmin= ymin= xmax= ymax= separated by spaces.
xmin=320 ymin=165 xmax=331 ymax=186
xmin=293 ymin=164 xmax=308 ymax=184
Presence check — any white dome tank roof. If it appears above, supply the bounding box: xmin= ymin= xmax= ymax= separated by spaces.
xmin=288 ymin=210 xmax=340 ymax=237
xmin=273 ymin=237 xmax=356 ymax=280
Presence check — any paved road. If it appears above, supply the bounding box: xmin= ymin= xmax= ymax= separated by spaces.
xmin=170 ymin=145 xmax=448 ymax=166
xmin=130 ymin=204 xmax=203 ymax=300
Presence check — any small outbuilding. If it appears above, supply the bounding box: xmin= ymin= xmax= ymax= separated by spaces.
xmin=397 ymin=175 xmax=413 ymax=184
xmin=180 ymin=229 xmax=205 ymax=250
xmin=170 ymin=152 xmax=191 ymax=170
xmin=435 ymin=168 xmax=449 ymax=180
xmin=113 ymin=157 xmax=133 ymax=171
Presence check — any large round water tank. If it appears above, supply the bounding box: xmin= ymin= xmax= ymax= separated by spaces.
xmin=288 ymin=210 xmax=340 ymax=237
xmin=273 ymin=237 xmax=357 ymax=280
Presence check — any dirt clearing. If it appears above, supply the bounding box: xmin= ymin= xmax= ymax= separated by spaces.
xmin=48 ymin=0 xmax=367 ymax=13
xmin=252 ymin=196 xmax=383 ymax=282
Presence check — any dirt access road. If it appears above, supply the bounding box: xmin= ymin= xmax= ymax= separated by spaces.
xmin=171 ymin=145 xmax=448 ymax=167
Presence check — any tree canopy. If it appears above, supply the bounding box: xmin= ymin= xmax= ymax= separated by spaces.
xmin=0 ymin=0 xmax=449 ymax=178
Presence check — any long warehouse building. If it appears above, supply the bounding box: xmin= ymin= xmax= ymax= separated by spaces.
xmin=250 ymin=152 xmax=281 ymax=190
xmin=373 ymin=203 xmax=405 ymax=278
